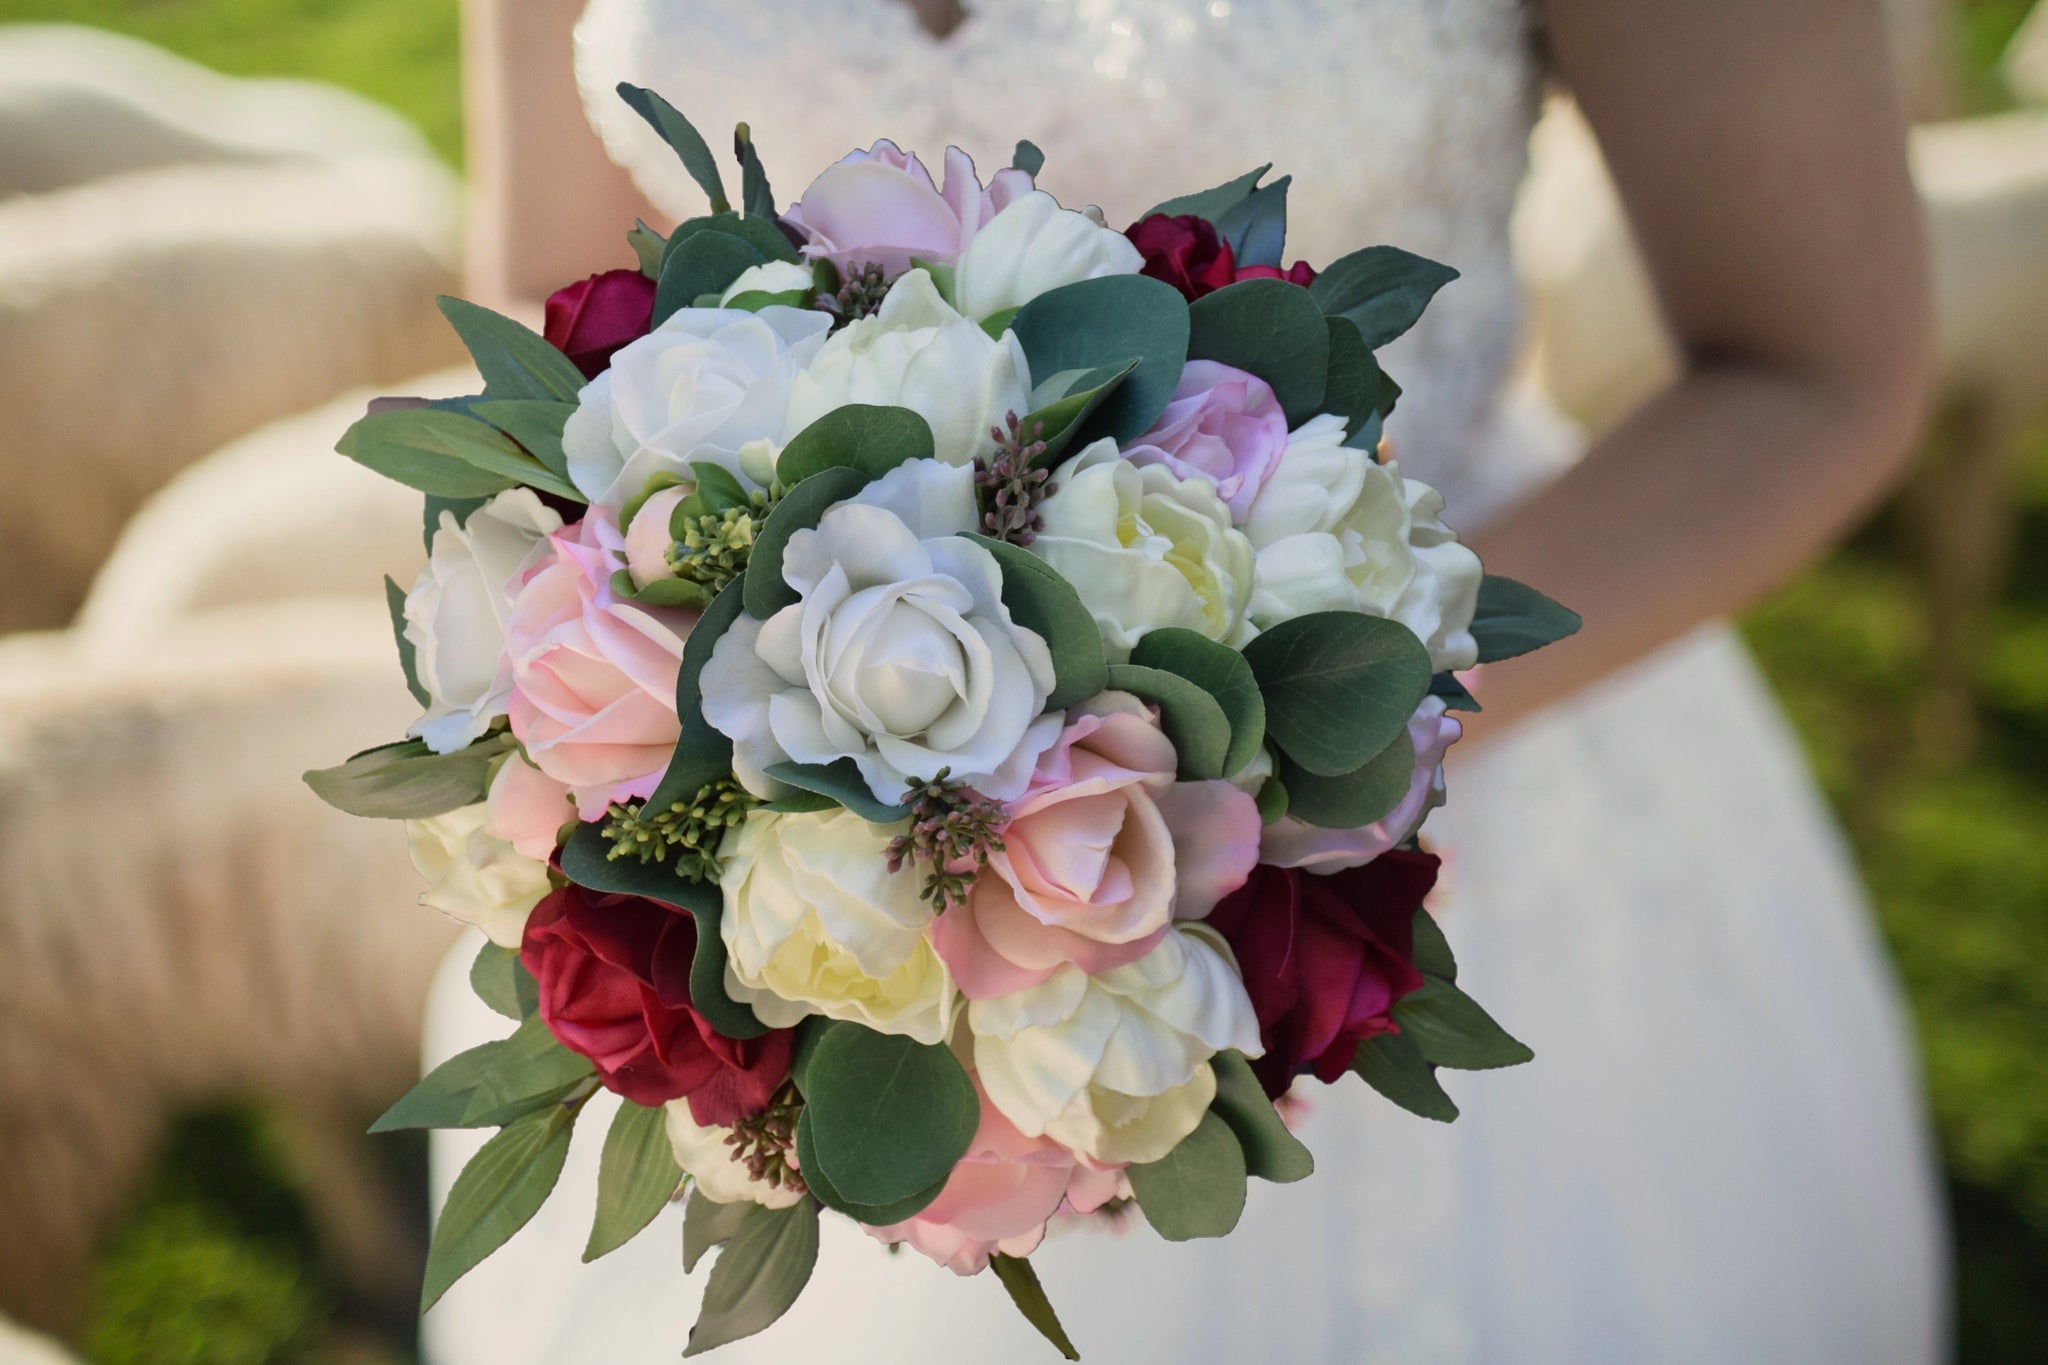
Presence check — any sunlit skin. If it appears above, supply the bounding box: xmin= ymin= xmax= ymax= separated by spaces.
xmin=463 ymin=0 xmax=1931 ymax=744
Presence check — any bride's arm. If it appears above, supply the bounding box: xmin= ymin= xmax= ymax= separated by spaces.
xmin=462 ymin=0 xmax=658 ymax=319
xmin=1470 ymin=0 xmax=1931 ymax=731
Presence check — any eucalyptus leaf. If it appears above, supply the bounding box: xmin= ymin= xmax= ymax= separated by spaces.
xmin=646 ymin=577 xmax=747 ymax=811
xmin=1104 ymin=663 xmax=1232 ymax=781
xmin=1208 ymin=1050 xmax=1313 ymax=1183
xmin=421 ymin=1105 xmax=575 ymax=1311
xmin=989 ymin=1254 xmax=1080 ymax=1361
xmin=763 ymin=760 xmax=910 ymax=824
xmin=800 ymin=1025 xmax=979 ymax=1206
xmin=744 ymin=467 xmax=870 ymax=619
xmin=1394 ymin=977 xmax=1534 ymax=1071
xmin=1320 ymin=316 xmax=1392 ymax=442
xmin=1469 ymin=575 xmax=1583 ymax=664
xmin=1410 ymin=906 xmax=1458 ymax=983
xmin=655 ymin=230 xmax=769 ymax=326
xmin=1254 ymin=773 xmax=1289 ymax=825
xmin=1430 ymin=672 xmax=1483 ymax=712
xmin=1242 ymin=611 xmax=1433 ymax=776
xmin=1144 ymin=164 xmax=1273 ymax=223
xmin=617 ymin=82 xmax=730 ymax=213
xmin=1187 ymin=278 xmax=1330 ymax=425
xmin=1011 ymin=274 xmax=1190 ymax=443
xmin=1276 ymin=730 xmax=1416 ymax=829
xmin=303 ymin=733 xmax=513 ymax=820
xmin=1020 ymin=358 xmax=1138 ymax=466
xmin=794 ymin=1110 xmax=948 ymax=1224
xmin=1309 ymin=245 xmax=1460 ymax=349
xmin=629 ymin=219 xmax=668 ymax=278
xmin=963 ymin=534 xmax=1110 ymax=710
xmin=1010 ymin=140 xmax=1046 ymax=177
xmin=585 ymin=1100 xmax=684 ymax=1261
xmin=682 ymin=1187 xmax=755 ymax=1273
xmin=436 ymin=297 xmax=589 ymax=404
xmin=777 ymin=404 xmax=934 ymax=484
xmin=369 ymin=1040 xmax=504 ymax=1133
xmin=1127 ymin=627 xmax=1266 ymax=778
xmin=733 ymin=122 xmax=776 ymax=220
xmin=385 ymin=575 xmax=428 ymax=707
xmin=469 ymin=942 xmax=538 ymax=1021
xmin=1213 ymin=174 xmax=1290 ymax=268
xmin=1127 ymin=1110 xmax=1247 ymax=1242
xmin=666 ymin=211 xmax=799 ymax=266
xmin=471 ymin=399 xmax=575 ymax=482
xmin=684 ymin=1199 xmax=819 ymax=1357
xmin=337 ymin=408 xmax=523 ymax=499
xmin=1350 ymin=1028 xmax=1458 ymax=1123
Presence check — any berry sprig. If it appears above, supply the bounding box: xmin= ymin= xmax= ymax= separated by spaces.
xmin=600 ymin=778 xmax=758 ymax=882
xmin=885 ymin=767 xmax=1009 ymax=911
xmin=724 ymin=1080 xmax=806 ymax=1195
xmin=973 ymin=412 xmax=1056 ymax=545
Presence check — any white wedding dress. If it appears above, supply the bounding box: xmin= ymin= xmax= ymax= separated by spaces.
xmin=422 ymin=2 xmax=1948 ymax=1361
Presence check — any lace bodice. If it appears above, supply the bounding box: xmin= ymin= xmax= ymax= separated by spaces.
xmin=574 ymin=0 xmax=1549 ymax=516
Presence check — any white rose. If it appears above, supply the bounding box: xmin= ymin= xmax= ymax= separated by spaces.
xmin=969 ymin=924 xmax=1262 ymax=1165
xmin=718 ymin=808 xmax=959 ymax=1043
xmin=563 ymin=305 xmax=830 ymax=507
xmin=699 ymin=484 xmax=1060 ymax=803
xmin=951 ymin=190 xmax=1144 ymax=321
xmin=1030 ymin=439 xmax=1256 ymax=659
xmin=783 ymin=269 xmax=1030 ymax=465
xmin=718 ymin=260 xmax=817 ymax=307
xmin=663 ymin=1101 xmax=806 ymax=1210
xmin=1242 ymin=413 xmax=1483 ymax=670
xmin=404 ymin=803 xmax=551 ymax=949
xmin=403 ymin=488 xmax=562 ymax=753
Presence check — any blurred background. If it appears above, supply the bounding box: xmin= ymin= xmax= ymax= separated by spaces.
xmin=0 ymin=1 xmax=2043 ymax=1361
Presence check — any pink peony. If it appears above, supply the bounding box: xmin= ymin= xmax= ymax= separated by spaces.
xmin=865 ymin=1078 xmax=1123 ymax=1275
xmin=1121 ymin=360 xmax=1290 ymax=521
xmin=782 ymin=141 xmax=1032 ymax=277
xmin=505 ymin=514 xmax=693 ymax=819
xmin=932 ymin=693 xmax=1262 ymax=999
xmin=1261 ymin=697 xmax=1462 ymax=872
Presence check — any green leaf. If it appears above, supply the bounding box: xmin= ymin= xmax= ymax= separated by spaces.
xmin=617 ymin=82 xmax=731 ymax=214
xmin=1128 ymin=1109 xmax=1247 ymax=1241
xmin=1320 ymin=316 xmax=1394 ymax=442
xmin=1011 ymin=274 xmax=1191 ymax=443
xmin=1105 ymin=663 xmax=1232 ymax=781
xmin=1410 ymin=906 xmax=1458 ymax=983
xmin=800 ymin=1025 xmax=979 ymax=1206
xmin=1350 ymin=1029 xmax=1458 ymax=1123
xmin=979 ymin=305 xmax=1022 ymax=340
xmin=763 ymin=761 xmax=910 ymax=824
xmin=1242 ymin=612 xmax=1433 ymax=776
xmin=733 ymin=121 xmax=776 ymax=220
xmin=744 ymin=467 xmax=870 ymax=619
xmin=788 ymin=1016 xmax=843 ymax=1096
xmin=1394 ymin=978 xmax=1534 ymax=1071
xmin=1208 ymin=1050 xmax=1313 ymax=1183
xmin=1144 ymin=164 xmax=1273 ymax=223
xmin=647 ymin=577 xmax=748 ymax=812
xmin=655 ymin=229 xmax=769 ymax=326
xmin=1187 ymin=278 xmax=1330 ymax=425
xmin=989 ymin=1254 xmax=1080 ymax=1361
xmin=422 ymin=493 xmax=488 ymax=552
xmin=684 ymin=1200 xmax=819 ymax=1357
xmin=471 ymin=399 xmax=575 ymax=482
xmin=629 ymin=219 xmax=668 ymax=278
xmin=682 ymin=1187 xmax=755 ymax=1273
xmin=384 ymin=575 xmax=428 ymax=707
xmin=436 ymin=297 xmax=586 ymax=404
xmin=461 ymin=1013 xmax=595 ymax=1126
xmin=337 ymin=407 xmax=523 ymax=499
xmin=303 ymin=733 xmax=513 ymax=820
xmin=369 ymin=1040 xmax=504 ymax=1133
xmin=1010 ymin=140 xmax=1046 ymax=177
xmin=666 ymin=211 xmax=799 ymax=266
xmin=1213 ymin=174 xmax=1290 ymax=269
xmin=1309 ymin=245 xmax=1460 ymax=349
xmin=421 ymin=1105 xmax=574 ymax=1311
xmin=469 ymin=942 xmax=538 ymax=1021
xmin=1128 ymin=627 xmax=1266 ymax=778
xmin=585 ymin=1100 xmax=684 ymax=1261
xmin=1254 ymin=772 xmax=1288 ymax=825
xmin=777 ymin=404 xmax=934 ymax=484
xmin=1430 ymin=672 xmax=1482 ymax=713
xmin=794 ymin=1108 xmax=948 ymax=1223
xmin=1470 ymin=575 xmax=1583 ymax=664
xmin=1021 ymin=359 xmax=1138 ymax=466
xmin=964 ymin=534 xmax=1111 ymax=710
xmin=1276 ymin=729 xmax=1416 ymax=829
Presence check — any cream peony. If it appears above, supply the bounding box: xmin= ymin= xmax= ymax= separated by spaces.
xmin=402 ymin=489 xmax=563 ymax=754
xmin=1242 ymin=413 xmax=1483 ymax=671
xmin=718 ymin=808 xmax=960 ymax=1044
xmin=968 ymin=924 xmax=1263 ymax=1165
xmin=951 ymin=190 xmax=1144 ymax=321
xmin=562 ymin=305 xmax=830 ymax=507
xmin=699 ymin=486 xmax=1060 ymax=804
xmin=782 ymin=270 xmax=1029 ymax=465
xmin=663 ymin=1101 xmax=806 ymax=1210
xmin=404 ymin=802 xmax=551 ymax=949
xmin=1030 ymin=439 xmax=1256 ymax=659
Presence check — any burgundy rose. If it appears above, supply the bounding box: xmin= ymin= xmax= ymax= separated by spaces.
xmin=543 ymin=268 xmax=657 ymax=379
xmin=1235 ymin=260 xmax=1318 ymax=288
xmin=1205 ymin=852 xmax=1437 ymax=1097
xmin=1125 ymin=214 xmax=1319 ymax=301
xmin=521 ymin=882 xmax=791 ymax=1122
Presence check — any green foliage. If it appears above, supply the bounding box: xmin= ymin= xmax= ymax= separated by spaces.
xmin=1187 ymin=278 xmax=1331 ymax=424
xmin=965 ymin=533 xmax=1111 ymax=709
xmin=655 ymin=229 xmax=770 ymax=325
xmin=1010 ymin=274 xmax=1191 ymax=443
xmin=1208 ymin=1050 xmax=1314 ymax=1183
xmin=650 ymin=576 xmax=749 ymax=809
xmin=585 ymin=1101 xmax=684 ymax=1262
xmin=1213 ymin=174 xmax=1291 ymax=268
xmin=1128 ymin=1110 xmax=1248 ymax=1241
xmin=1243 ymin=611 xmax=1433 ymax=775
xmin=384 ymin=573 xmax=428 ymax=706
xmin=302 ymin=731 xmax=513 ymax=819
xmin=460 ymin=1014 xmax=594 ymax=1125
xmin=744 ymin=467 xmax=870 ymax=618
xmin=437 ymin=297 xmax=587 ymax=404
xmin=764 ymin=759 xmax=911 ymax=823
xmin=777 ymin=404 xmax=934 ymax=484
xmin=1128 ymin=626 xmax=1267 ymax=778
xmin=1350 ymin=1028 xmax=1458 ymax=1123
xmin=1143 ymin=164 xmax=1273 ymax=223
xmin=1021 ymin=359 xmax=1139 ymax=465
xmin=617 ymin=82 xmax=730 ymax=213
xmin=684 ymin=1200 xmax=820 ymax=1357
xmin=469 ymin=940 xmax=538 ymax=1021
xmin=1470 ymin=575 xmax=1584 ymax=663
xmin=1276 ymin=731 xmax=1416 ymax=828
xmin=1321 ymin=316 xmax=1395 ymax=443
xmin=1105 ymin=662 xmax=1234 ymax=780
xmin=683 ymin=1187 xmax=754 ymax=1273
xmin=1010 ymin=140 xmax=1046 ymax=177
xmin=797 ymin=1024 xmax=979 ymax=1206
xmin=421 ymin=1104 xmax=575 ymax=1311
xmin=989 ymin=1253 xmax=1080 ymax=1361
xmin=1394 ymin=978 xmax=1534 ymax=1071
xmin=1309 ymin=245 xmax=1460 ymax=349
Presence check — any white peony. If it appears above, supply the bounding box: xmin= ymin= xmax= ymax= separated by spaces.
xmin=562 ymin=305 xmax=830 ymax=507
xmin=968 ymin=924 xmax=1263 ymax=1165
xmin=664 ymin=1101 xmax=806 ymax=1210
xmin=1030 ymin=439 xmax=1256 ymax=659
xmin=718 ymin=808 xmax=959 ymax=1043
xmin=951 ymin=190 xmax=1144 ymax=321
xmin=719 ymin=260 xmax=817 ymax=307
xmin=403 ymin=488 xmax=562 ymax=753
xmin=699 ymin=485 xmax=1060 ymax=803
xmin=782 ymin=269 xmax=1029 ymax=465
xmin=1242 ymin=413 xmax=1483 ymax=670
xmin=404 ymin=802 xmax=551 ymax=949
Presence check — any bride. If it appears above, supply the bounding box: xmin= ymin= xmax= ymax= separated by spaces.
xmin=425 ymin=0 xmax=1946 ymax=1359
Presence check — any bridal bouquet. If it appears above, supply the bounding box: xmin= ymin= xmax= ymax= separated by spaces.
xmin=309 ymin=84 xmax=1577 ymax=1358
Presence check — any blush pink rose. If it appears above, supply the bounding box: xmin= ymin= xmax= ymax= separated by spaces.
xmin=505 ymin=514 xmax=693 ymax=819
xmin=1261 ymin=697 xmax=1462 ymax=872
xmin=932 ymin=693 xmax=1262 ymax=999
xmin=485 ymin=752 xmax=575 ymax=861
xmin=782 ymin=141 xmax=1032 ymax=277
xmin=1120 ymin=360 xmax=1290 ymax=521
xmin=865 ymin=1078 xmax=1123 ymax=1275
